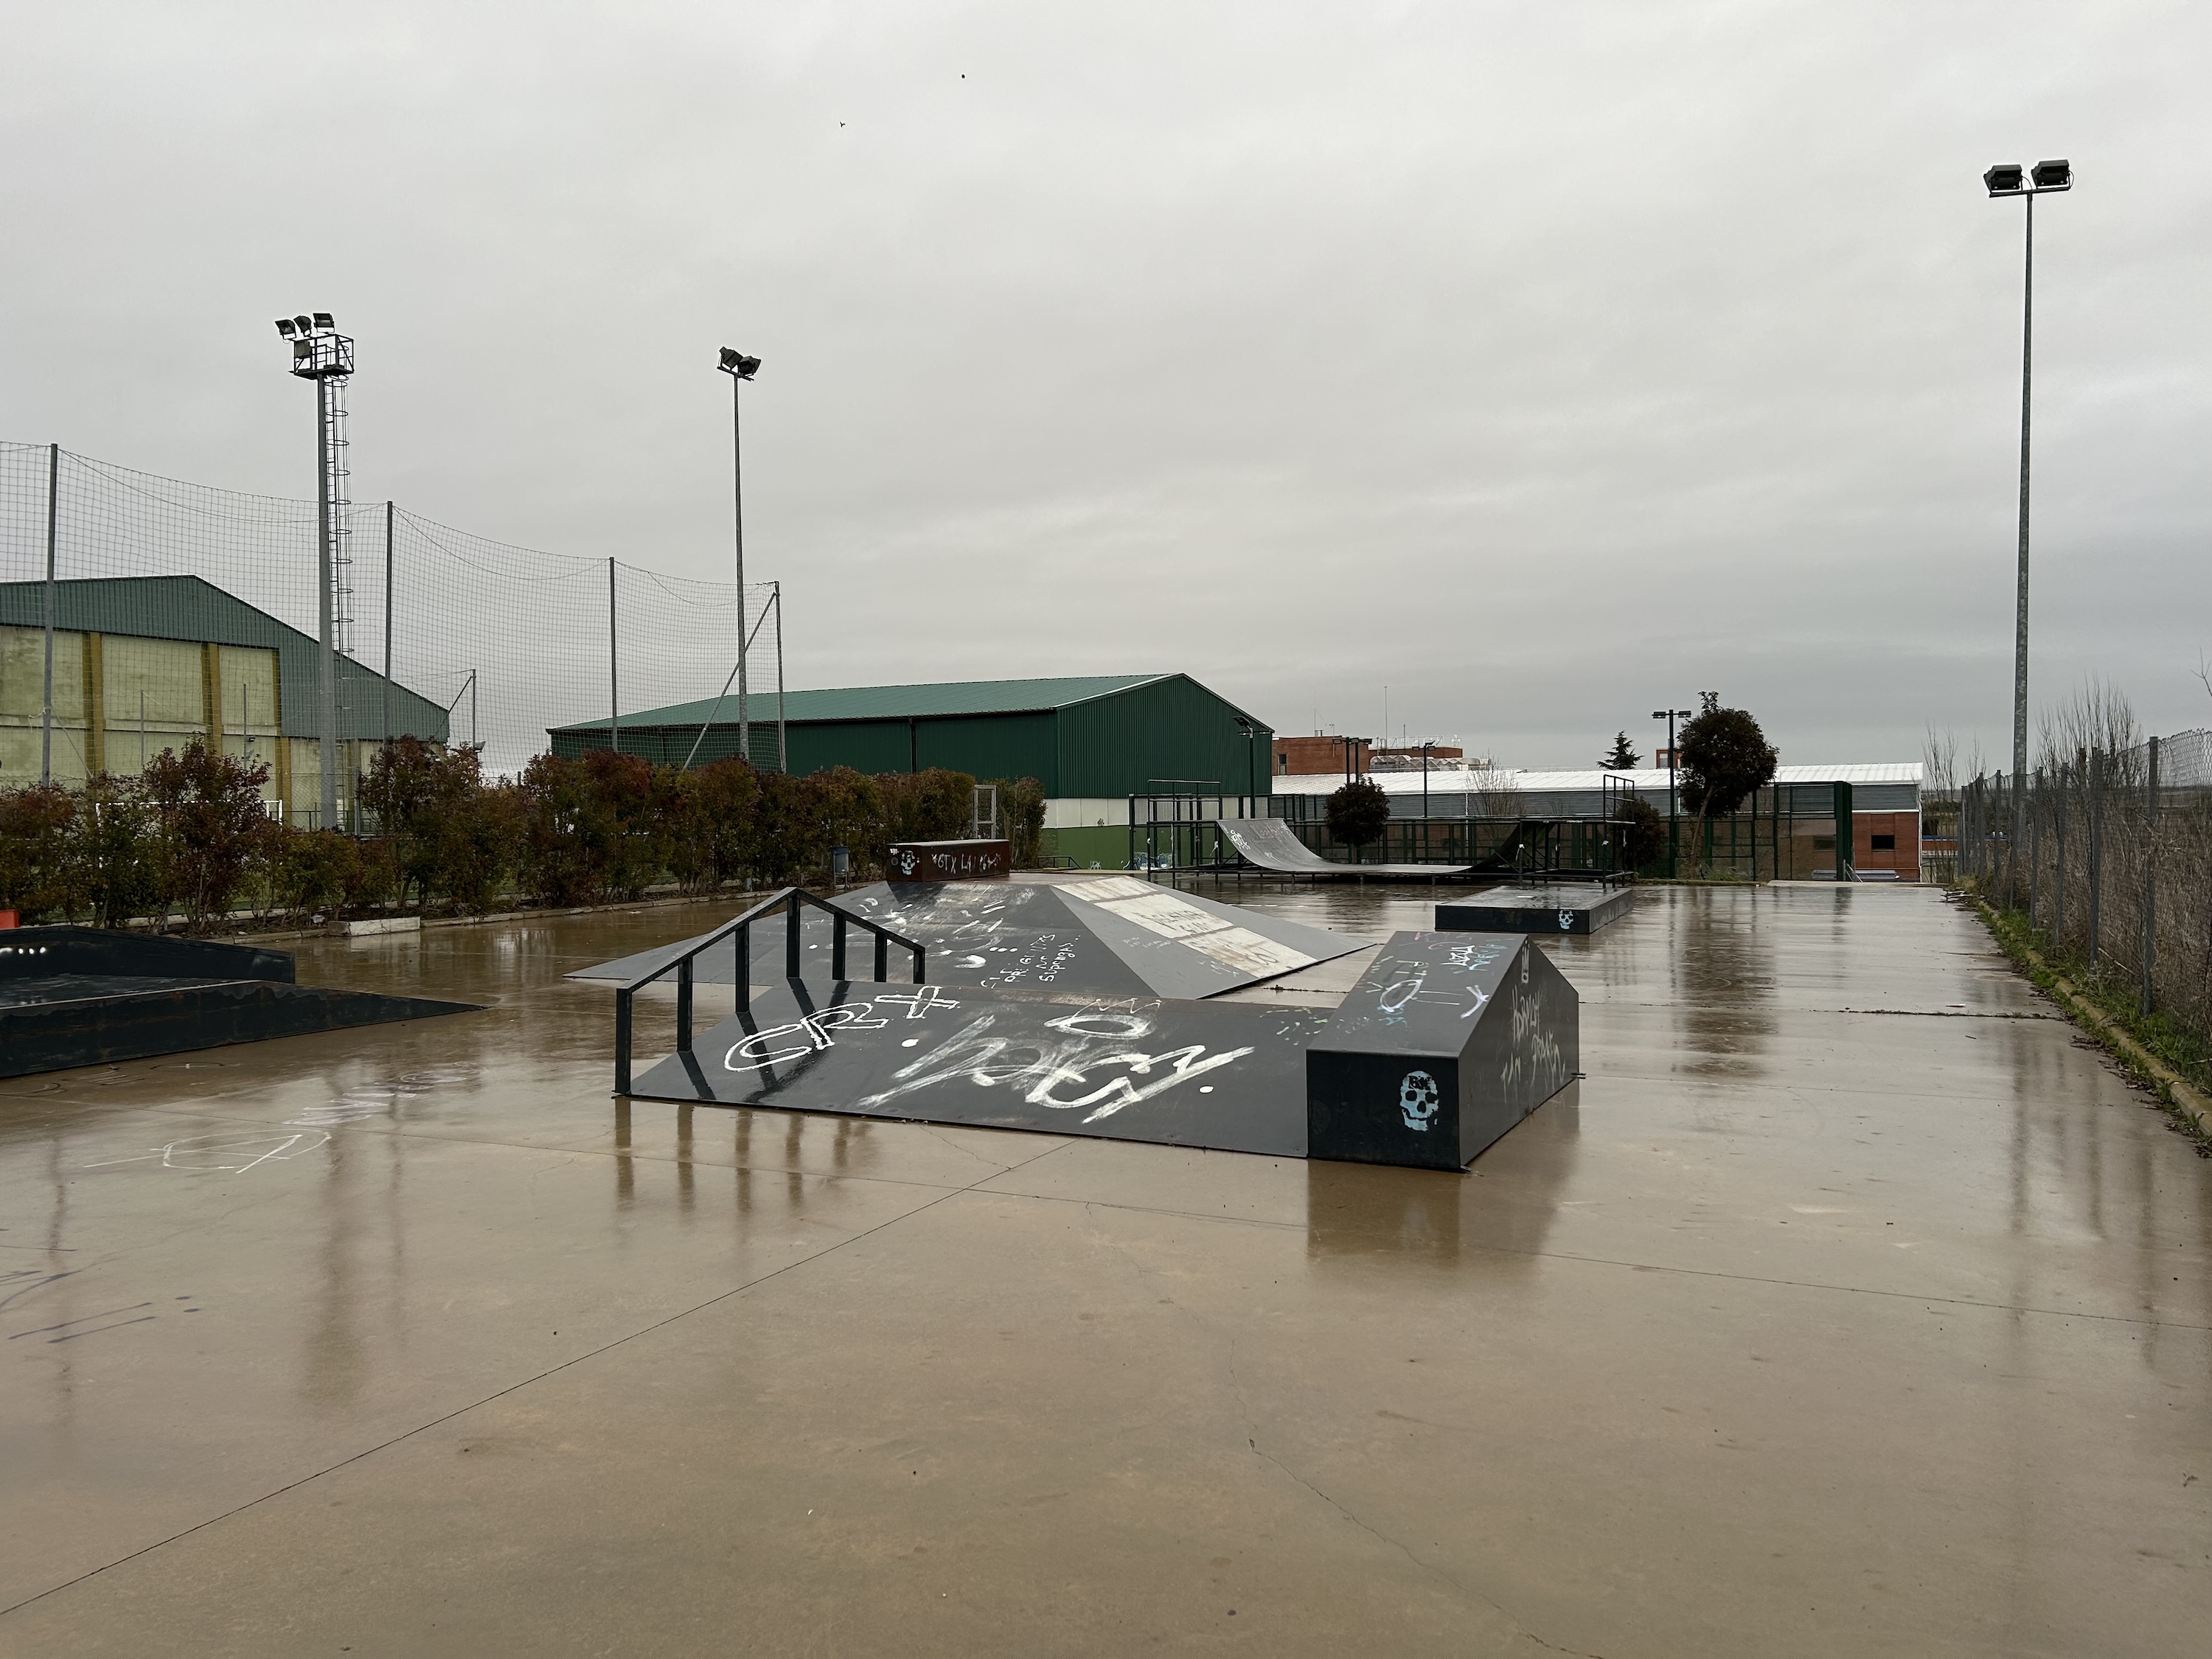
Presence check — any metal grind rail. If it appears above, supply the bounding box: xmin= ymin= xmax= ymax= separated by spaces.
xmin=613 ymin=886 xmax=925 ymax=1094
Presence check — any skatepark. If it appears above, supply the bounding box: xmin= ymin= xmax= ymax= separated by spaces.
xmin=4 ymin=877 xmax=2206 ymax=1656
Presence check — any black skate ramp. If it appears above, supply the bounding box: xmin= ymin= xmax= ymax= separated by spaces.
xmin=0 ymin=926 xmax=479 ymax=1079
xmin=613 ymin=899 xmax=1580 ymax=1169
xmin=1214 ymin=817 xmax=1470 ymax=879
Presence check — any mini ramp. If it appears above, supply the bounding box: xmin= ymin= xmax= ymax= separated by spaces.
xmin=604 ymin=896 xmax=1579 ymax=1167
xmin=1214 ymin=818 xmax=1471 ymax=880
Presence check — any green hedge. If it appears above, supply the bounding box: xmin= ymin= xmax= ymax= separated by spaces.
xmin=0 ymin=738 xmax=1047 ymax=931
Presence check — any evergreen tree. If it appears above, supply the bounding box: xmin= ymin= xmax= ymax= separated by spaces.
xmin=1601 ymin=731 xmax=1641 ymax=770
xmin=1677 ymin=696 xmax=1778 ymax=818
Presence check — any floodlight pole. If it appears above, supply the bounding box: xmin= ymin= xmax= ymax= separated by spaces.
xmin=731 ymin=370 xmax=747 ymax=768
xmin=717 ymin=349 xmax=760 ymax=768
xmin=276 ymin=313 xmax=352 ymax=829
xmin=316 ymin=373 xmax=335 ymax=825
xmin=2011 ymin=189 xmax=2034 ymax=852
xmin=1986 ymin=160 xmax=2069 ymax=855
xmin=1653 ymin=707 xmax=1690 ymax=878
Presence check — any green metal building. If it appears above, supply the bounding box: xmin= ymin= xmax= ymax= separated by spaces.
xmin=1 ymin=575 xmax=448 ymax=824
xmin=548 ymin=673 xmax=1275 ymax=866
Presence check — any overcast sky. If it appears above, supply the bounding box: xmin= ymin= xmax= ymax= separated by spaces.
xmin=4 ymin=1 xmax=2206 ymax=771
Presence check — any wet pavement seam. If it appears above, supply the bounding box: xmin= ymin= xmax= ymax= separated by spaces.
xmin=0 ymin=1134 xmax=1077 ymax=1623
xmin=15 ymin=1095 xmax=1023 ymax=1197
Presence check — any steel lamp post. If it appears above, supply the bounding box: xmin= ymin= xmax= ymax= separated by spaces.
xmin=1652 ymin=707 xmax=1691 ymax=878
xmin=717 ymin=347 xmax=761 ymax=766
xmin=274 ymin=312 xmax=352 ymax=828
xmin=1984 ymin=157 xmax=2071 ymax=855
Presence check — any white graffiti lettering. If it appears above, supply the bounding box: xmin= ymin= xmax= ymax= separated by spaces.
xmin=852 ymin=1006 xmax=1251 ymax=1123
xmin=872 ymin=985 xmax=962 ymax=1020
xmin=1026 ymin=1043 xmax=1256 ymax=1121
xmin=724 ymin=1002 xmax=890 ymax=1071
xmin=1377 ymin=976 xmax=1425 ymax=1015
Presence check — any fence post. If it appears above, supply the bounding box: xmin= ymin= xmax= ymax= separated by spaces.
xmin=2087 ymin=748 xmax=2103 ymax=971
xmin=383 ymin=501 xmax=394 ymax=751
xmin=2141 ymin=736 xmax=2159 ymax=1017
xmin=2053 ymin=760 xmax=2067 ymax=949
xmin=607 ymin=557 xmax=619 ymax=754
xmin=2028 ymin=768 xmax=2042 ymax=928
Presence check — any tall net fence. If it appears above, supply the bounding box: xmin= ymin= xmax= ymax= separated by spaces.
xmin=0 ymin=440 xmax=772 ymax=782
xmin=1958 ymin=728 xmax=2212 ymax=1045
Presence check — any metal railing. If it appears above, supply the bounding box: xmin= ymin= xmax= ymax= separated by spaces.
xmin=613 ymin=886 xmax=925 ymax=1094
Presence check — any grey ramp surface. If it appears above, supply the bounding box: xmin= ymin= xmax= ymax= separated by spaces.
xmin=565 ymin=882 xmax=1147 ymax=998
xmin=627 ymin=978 xmax=1328 ymax=1155
xmin=1216 ymin=816 xmax=1471 ymax=878
xmin=568 ymin=878 xmax=1366 ymax=1000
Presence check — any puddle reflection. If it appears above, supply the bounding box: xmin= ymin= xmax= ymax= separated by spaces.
xmin=1306 ymin=1084 xmax=1582 ymax=1269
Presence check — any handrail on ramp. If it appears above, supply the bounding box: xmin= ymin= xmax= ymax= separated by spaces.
xmin=613 ymin=887 xmax=925 ymax=1094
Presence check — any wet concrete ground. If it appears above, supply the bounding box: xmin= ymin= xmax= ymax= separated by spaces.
xmin=1 ymin=882 xmax=2207 ymax=1655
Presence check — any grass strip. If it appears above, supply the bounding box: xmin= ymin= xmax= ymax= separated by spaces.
xmin=1966 ymin=892 xmax=2212 ymax=1158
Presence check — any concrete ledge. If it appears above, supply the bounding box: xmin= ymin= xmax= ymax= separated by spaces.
xmin=341 ymin=916 xmax=422 ymax=937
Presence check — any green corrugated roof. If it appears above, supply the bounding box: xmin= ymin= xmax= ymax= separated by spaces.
xmin=555 ymin=674 xmax=1169 ymax=731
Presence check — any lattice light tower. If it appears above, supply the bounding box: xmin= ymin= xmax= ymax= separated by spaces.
xmin=274 ymin=312 xmax=354 ymax=828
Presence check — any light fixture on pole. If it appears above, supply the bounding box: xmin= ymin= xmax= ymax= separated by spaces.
xmin=274 ymin=310 xmax=355 ymax=829
xmin=1652 ymin=707 xmax=1691 ymax=878
xmin=717 ymin=347 xmax=762 ymax=768
xmin=1984 ymin=156 xmax=2070 ymax=857
xmin=1233 ymin=716 xmax=1259 ymax=807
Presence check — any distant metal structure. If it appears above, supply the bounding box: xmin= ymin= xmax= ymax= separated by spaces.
xmin=678 ymin=579 xmax=787 ymax=773
xmin=274 ymin=312 xmax=355 ymax=828
xmin=1983 ymin=157 xmax=2072 ymax=856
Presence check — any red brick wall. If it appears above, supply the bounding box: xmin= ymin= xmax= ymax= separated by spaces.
xmin=1273 ymin=736 xmax=1371 ymax=776
xmin=1853 ymin=810 xmax=1920 ymax=880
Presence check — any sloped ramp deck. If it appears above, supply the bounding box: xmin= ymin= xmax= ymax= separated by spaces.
xmin=568 ymin=875 xmax=1367 ymax=1002
xmin=1214 ymin=816 xmax=1472 ymax=879
xmin=0 ymin=928 xmax=479 ymax=1079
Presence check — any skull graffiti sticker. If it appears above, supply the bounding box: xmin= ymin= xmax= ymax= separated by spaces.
xmin=1399 ymin=1069 xmax=1441 ymax=1131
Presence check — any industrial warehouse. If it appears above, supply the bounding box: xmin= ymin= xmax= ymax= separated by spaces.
xmin=0 ymin=574 xmax=446 ymax=825
xmin=549 ymin=671 xmax=1277 ymax=870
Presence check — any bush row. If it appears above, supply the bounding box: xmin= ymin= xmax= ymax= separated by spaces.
xmin=0 ymin=739 xmax=1044 ymax=931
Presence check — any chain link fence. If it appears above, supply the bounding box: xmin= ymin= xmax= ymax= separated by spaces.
xmin=1958 ymin=728 xmax=2212 ymax=1043
xmin=0 ymin=441 xmax=773 ymax=796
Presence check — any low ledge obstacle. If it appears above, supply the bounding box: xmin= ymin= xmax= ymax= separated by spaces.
xmin=1306 ymin=931 xmax=1580 ymax=1170
xmin=1436 ymin=883 xmax=1638 ymax=937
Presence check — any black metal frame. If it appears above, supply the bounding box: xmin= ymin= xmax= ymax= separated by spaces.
xmin=613 ymin=886 xmax=925 ymax=1095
